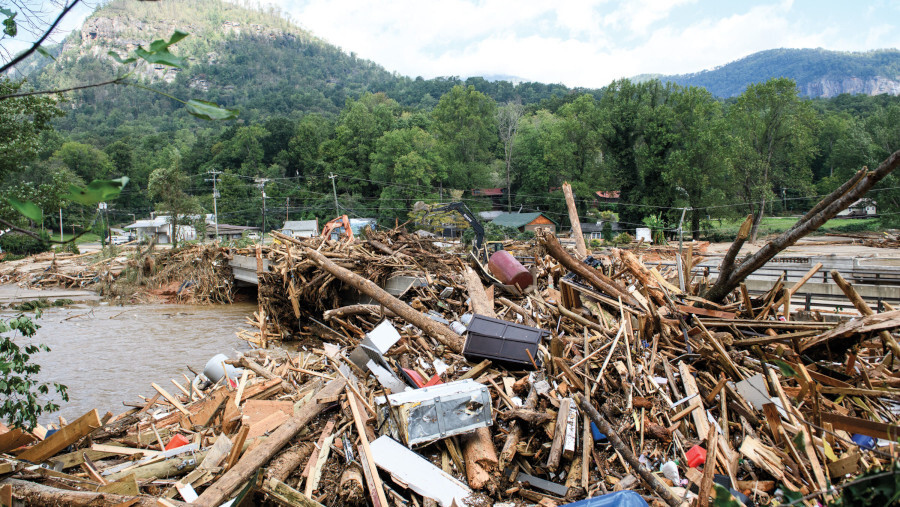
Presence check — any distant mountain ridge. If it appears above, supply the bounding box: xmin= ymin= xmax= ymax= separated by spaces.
xmin=637 ymin=48 xmax=900 ymax=98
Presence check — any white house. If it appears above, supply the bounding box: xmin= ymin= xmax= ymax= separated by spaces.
xmin=281 ymin=220 xmax=319 ymax=238
xmin=124 ymin=216 xmax=197 ymax=244
xmin=837 ymin=199 xmax=877 ymax=217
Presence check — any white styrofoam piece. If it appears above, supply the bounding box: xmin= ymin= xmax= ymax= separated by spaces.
xmin=370 ymin=436 xmax=471 ymax=507
xmin=368 ymin=320 xmax=402 ymax=353
xmin=367 ymin=359 xmax=410 ymax=393
xmin=735 ymin=373 xmax=770 ymax=411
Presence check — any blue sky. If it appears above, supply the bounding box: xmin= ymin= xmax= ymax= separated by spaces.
xmin=5 ymin=0 xmax=899 ymax=88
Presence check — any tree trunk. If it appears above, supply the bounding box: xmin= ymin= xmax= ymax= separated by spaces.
xmin=691 ymin=208 xmax=701 ymax=241
xmin=749 ymin=198 xmax=764 ymax=243
xmin=704 ymin=150 xmax=900 ymax=303
xmin=286 ymin=236 xmax=464 ymax=352
xmin=539 ymin=232 xmax=640 ymax=308
xmin=2 ymin=478 xmax=181 ymax=506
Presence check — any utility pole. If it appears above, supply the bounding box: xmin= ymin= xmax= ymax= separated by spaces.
xmin=59 ymin=209 xmax=63 ymax=242
xmin=205 ymin=170 xmax=222 ymax=241
xmin=285 ymin=197 xmax=289 ymax=222
xmin=329 ymin=173 xmax=339 ymax=216
xmin=255 ymin=177 xmax=270 ymax=243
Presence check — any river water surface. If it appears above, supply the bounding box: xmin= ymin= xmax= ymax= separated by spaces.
xmin=5 ymin=302 xmax=255 ymax=424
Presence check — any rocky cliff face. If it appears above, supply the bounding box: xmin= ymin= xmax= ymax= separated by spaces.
xmin=804 ymin=76 xmax=900 ymax=98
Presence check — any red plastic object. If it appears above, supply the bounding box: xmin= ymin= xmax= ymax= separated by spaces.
xmin=685 ymin=445 xmax=707 ymax=468
xmin=488 ymin=250 xmax=532 ymax=289
xmin=423 ymin=374 xmax=443 ymax=387
xmin=165 ymin=434 xmax=190 ymax=451
xmin=402 ymin=368 xmax=443 ymax=388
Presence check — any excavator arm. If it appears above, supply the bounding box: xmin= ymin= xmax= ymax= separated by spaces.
xmin=429 ymin=202 xmax=484 ymax=252
xmin=321 ymin=215 xmax=353 ymax=241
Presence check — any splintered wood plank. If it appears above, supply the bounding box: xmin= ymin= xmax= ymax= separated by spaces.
xmin=678 ymin=361 xmax=710 ymax=438
xmin=0 ymin=428 xmax=36 ymax=454
xmin=184 ymin=388 xmax=229 ymax=429
xmin=152 ymin=383 xmax=190 ymax=416
xmin=18 ymin=409 xmax=102 ymax=464
xmin=97 ymin=473 xmax=139 ymax=496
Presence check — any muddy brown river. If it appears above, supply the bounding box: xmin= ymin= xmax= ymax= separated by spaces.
xmin=5 ymin=302 xmax=255 ymax=424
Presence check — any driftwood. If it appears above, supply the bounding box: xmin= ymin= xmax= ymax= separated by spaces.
xmin=2 ymin=478 xmax=182 ymax=506
xmin=193 ymin=377 xmax=345 ymax=507
xmin=831 ymin=270 xmax=900 ymax=358
xmin=575 ymin=393 xmax=681 ymax=507
xmin=705 ymin=149 xmax=900 ymax=302
xmin=539 ymin=232 xmax=640 ymax=308
xmin=323 ymin=304 xmax=398 ymax=321
xmin=301 ymin=245 xmax=464 ymax=353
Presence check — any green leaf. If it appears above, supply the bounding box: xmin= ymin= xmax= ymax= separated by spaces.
xmin=64 ymin=177 xmax=129 ymax=206
xmin=710 ymin=484 xmax=743 ymax=507
xmin=792 ymin=430 xmax=806 ymax=450
xmin=3 ymin=14 xmax=16 ymax=37
xmin=0 ymin=8 xmax=14 ymax=17
xmin=148 ymin=30 xmax=189 ymax=52
xmin=773 ymin=359 xmax=796 ymax=378
xmin=134 ymin=47 xmax=185 ymax=68
xmin=107 ymin=50 xmax=136 ymax=65
xmin=185 ymin=99 xmax=239 ymax=120
xmin=6 ymin=198 xmax=42 ymax=222
xmin=35 ymin=46 xmax=56 ymax=61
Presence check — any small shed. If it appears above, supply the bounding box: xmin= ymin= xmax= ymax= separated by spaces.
xmin=281 ymin=220 xmax=319 ymax=238
xmin=491 ymin=212 xmax=556 ymax=234
xmin=580 ymin=222 xmax=604 ymax=240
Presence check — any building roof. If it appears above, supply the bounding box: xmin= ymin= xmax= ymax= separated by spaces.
xmin=472 ymin=188 xmax=504 ymax=196
xmin=491 ymin=212 xmax=555 ymax=229
xmin=595 ymin=191 xmax=621 ymax=199
xmin=282 ymin=220 xmax=319 ymax=231
xmin=124 ymin=217 xmax=167 ymax=229
xmin=211 ymin=224 xmax=259 ymax=233
xmin=580 ymin=222 xmax=604 ymax=233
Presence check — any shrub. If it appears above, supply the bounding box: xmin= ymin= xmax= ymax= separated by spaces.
xmin=613 ymin=232 xmax=633 ymax=245
xmin=0 ymin=231 xmax=50 ymax=255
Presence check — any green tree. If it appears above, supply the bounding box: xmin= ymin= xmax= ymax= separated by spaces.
xmin=662 ymin=86 xmax=732 ymax=239
xmin=370 ymin=127 xmax=443 ymax=219
xmin=52 ymin=141 xmax=115 ymax=182
xmin=431 ymin=85 xmax=497 ymax=190
xmin=148 ymin=150 xmax=203 ymax=248
xmin=0 ymin=78 xmax=63 ymax=180
xmin=321 ymin=93 xmax=400 ymax=194
xmin=725 ymin=78 xmax=817 ymax=241
xmin=497 ymin=101 xmax=524 ymax=211
xmin=0 ymin=313 xmax=68 ymax=430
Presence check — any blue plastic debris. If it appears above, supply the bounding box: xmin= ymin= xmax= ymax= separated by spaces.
xmin=562 ymin=490 xmax=649 ymax=507
xmin=851 ymin=433 xmax=876 ymax=450
xmin=590 ymin=421 xmax=607 ymax=442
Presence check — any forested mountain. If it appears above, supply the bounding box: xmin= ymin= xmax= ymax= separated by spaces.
xmin=2 ymin=0 xmax=900 ymax=256
xmin=14 ymin=0 xmax=572 ymax=133
xmin=641 ymin=48 xmax=900 ymax=98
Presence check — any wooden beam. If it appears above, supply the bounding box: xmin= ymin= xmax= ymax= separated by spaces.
xmin=151 ymin=383 xmax=190 ymax=417
xmin=18 ymin=409 xmax=101 ymax=464
xmin=562 ymin=182 xmax=587 ymax=259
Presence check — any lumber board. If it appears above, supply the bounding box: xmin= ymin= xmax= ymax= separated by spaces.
xmin=18 ymin=409 xmax=102 ymax=464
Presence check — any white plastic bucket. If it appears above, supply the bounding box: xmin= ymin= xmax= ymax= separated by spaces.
xmin=203 ymin=353 xmax=242 ymax=383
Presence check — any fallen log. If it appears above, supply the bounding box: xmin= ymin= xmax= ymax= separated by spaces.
xmin=192 ymin=377 xmax=345 ymax=507
xmin=705 ymin=150 xmax=900 ymax=302
xmin=539 ymin=232 xmax=640 ymax=308
xmin=800 ymin=309 xmax=900 ymax=353
xmin=323 ymin=304 xmax=398 ymax=321
xmin=300 ymin=244 xmax=464 ymax=353
xmin=2 ymin=477 xmax=181 ymax=506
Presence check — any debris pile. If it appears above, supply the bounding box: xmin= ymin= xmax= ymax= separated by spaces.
xmin=2 ymin=226 xmax=900 ymax=507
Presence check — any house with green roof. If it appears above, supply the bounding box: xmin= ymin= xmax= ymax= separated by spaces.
xmin=490 ymin=212 xmax=557 ymax=234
